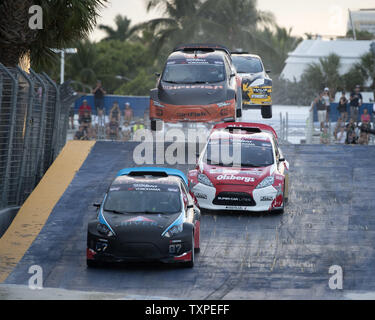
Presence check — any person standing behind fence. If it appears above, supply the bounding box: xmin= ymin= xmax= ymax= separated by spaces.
xmin=322 ymin=88 xmax=332 ymax=124
xmin=349 ymin=85 xmax=363 ymax=124
xmin=93 ymin=108 xmax=109 ymax=140
xmin=316 ymin=92 xmax=327 ymax=131
xmin=109 ymin=101 xmax=121 ymax=124
xmin=337 ymin=127 xmax=347 ymax=144
xmin=78 ymin=99 xmax=92 ymax=122
xmin=124 ymin=102 xmax=133 ymax=122
xmin=337 ymin=92 xmax=348 ymax=123
xmin=92 ymin=80 xmax=106 ymax=113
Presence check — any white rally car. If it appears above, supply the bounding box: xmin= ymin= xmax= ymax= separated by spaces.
xmin=188 ymin=122 xmax=289 ymax=213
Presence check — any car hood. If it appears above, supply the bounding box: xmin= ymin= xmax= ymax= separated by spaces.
xmin=238 ymin=72 xmax=265 ymax=85
xmin=103 ymin=211 xmax=181 ymax=236
xmin=158 ymin=81 xmax=228 ymax=105
xmin=202 ymin=163 xmax=272 ymax=187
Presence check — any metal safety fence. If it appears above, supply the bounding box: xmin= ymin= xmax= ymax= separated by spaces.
xmin=0 ymin=64 xmax=75 ymax=209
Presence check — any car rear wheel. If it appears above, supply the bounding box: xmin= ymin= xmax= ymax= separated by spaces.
xmin=236 ymin=108 xmax=242 ymax=119
xmin=261 ymin=105 xmax=272 ymax=119
xmin=87 ymin=259 xmax=102 ymax=268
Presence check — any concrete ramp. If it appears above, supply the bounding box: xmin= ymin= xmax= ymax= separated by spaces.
xmin=1 ymin=141 xmax=375 ymax=299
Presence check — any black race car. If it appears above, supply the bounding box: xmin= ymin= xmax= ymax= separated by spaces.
xmin=87 ymin=167 xmax=201 ymax=268
xmin=149 ymin=44 xmax=243 ymax=131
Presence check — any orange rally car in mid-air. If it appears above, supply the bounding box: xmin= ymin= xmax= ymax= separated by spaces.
xmin=149 ymin=44 xmax=243 ymax=131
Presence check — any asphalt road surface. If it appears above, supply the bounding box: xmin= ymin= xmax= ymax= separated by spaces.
xmin=3 ymin=142 xmax=375 ymax=299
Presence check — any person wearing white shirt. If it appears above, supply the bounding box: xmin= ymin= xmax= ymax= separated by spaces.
xmin=337 ymin=127 xmax=346 ymax=144
xmin=94 ymin=109 xmax=108 ymax=139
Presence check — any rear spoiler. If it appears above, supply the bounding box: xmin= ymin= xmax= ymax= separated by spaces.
xmin=117 ymin=167 xmax=188 ymax=186
xmin=212 ymin=122 xmax=278 ymax=140
xmin=173 ymin=43 xmax=231 ymax=56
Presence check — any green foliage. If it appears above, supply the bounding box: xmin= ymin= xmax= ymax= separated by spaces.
xmin=31 ymin=0 xmax=108 ymax=69
xmin=114 ymin=69 xmax=157 ymax=96
xmin=99 ymin=15 xmax=137 ymax=42
xmin=346 ymin=29 xmax=375 ymax=40
xmin=64 ymin=40 xmax=156 ymax=94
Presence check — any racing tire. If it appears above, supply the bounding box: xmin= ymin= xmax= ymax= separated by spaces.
xmin=236 ymin=108 xmax=242 ymax=119
xmin=87 ymin=259 xmax=102 ymax=268
xmin=183 ymin=233 xmax=195 ymax=268
xmin=261 ymin=105 xmax=272 ymax=119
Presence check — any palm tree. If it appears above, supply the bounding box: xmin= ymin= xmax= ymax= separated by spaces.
xmin=99 ymin=15 xmax=137 ymax=42
xmin=65 ymin=40 xmax=99 ymax=87
xmin=0 ymin=0 xmax=107 ymax=68
xmin=257 ymin=26 xmax=302 ymax=74
xmin=136 ymin=0 xmax=201 ymax=56
xmin=302 ymin=54 xmax=343 ymax=96
xmin=0 ymin=0 xmax=37 ymax=67
xmin=197 ymin=0 xmax=275 ymax=49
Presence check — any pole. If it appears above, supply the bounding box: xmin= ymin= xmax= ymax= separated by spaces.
xmin=60 ymin=50 xmax=65 ymax=85
xmin=348 ymin=9 xmax=357 ymax=40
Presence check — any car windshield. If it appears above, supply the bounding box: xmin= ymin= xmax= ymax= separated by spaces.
xmin=204 ymin=137 xmax=274 ymax=167
xmin=232 ymin=56 xmax=263 ymax=74
xmin=103 ymin=183 xmax=181 ymax=214
xmin=162 ymin=63 xmax=225 ymax=84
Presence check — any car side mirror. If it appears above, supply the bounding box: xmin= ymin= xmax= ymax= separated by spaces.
xmin=279 ymin=158 xmax=285 ymax=162
xmin=266 ymin=70 xmax=271 ymax=74
xmin=155 ymin=72 xmax=161 ymax=77
xmin=93 ymin=203 xmax=101 ymax=208
xmin=230 ymin=72 xmax=236 ymax=78
xmin=187 ymin=204 xmax=194 ymax=209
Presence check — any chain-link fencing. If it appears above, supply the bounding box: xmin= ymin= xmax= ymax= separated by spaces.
xmin=0 ymin=64 xmax=75 ymax=209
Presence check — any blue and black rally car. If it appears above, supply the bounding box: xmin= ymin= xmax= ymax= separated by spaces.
xmin=87 ymin=167 xmax=201 ymax=268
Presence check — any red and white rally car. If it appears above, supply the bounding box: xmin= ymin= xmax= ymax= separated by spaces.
xmin=188 ymin=122 xmax=289 ymax=213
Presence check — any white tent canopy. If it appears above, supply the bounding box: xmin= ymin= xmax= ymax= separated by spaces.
xmin=281 ymin=39 xmax=373 ymax=82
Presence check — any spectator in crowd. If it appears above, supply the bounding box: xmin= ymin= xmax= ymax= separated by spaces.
xmin=106 ymin=116 xmax=120 ymax=140
xmin=336 ymin=126 xmax=347 ymax=144
xmin=346 ymin=119 xmax=358 ymax=144
xmin=320 ymin=126 xmax=329 ymax=144
xmin=124 ymin=102 xmax=133 ymax=122
xmin=78 ymin=109 xmax=93 ymax=139
xmin=74 ymin=125 xmax=87 ymax=140
xmin=69 ymin=105 xmax=75 ymax=130
xmin=132 ymin=119 xmax=145 ymax=135
xmin=361 ymin=108 xmax=371 ymax=125
xmin=93 ymin=108 xmax=109 ymax=140
xmin=358 ymin=131 xmax=369 ymax=145
xmin=315 ymin=92 xmax=327 ymax=131
xmin=322 ymin=87 xmax=332 ymax=123
xmin=78 ymin=99 xmax=92 ymax=122
xmin=349 ymin=85 xmax=363 ymax=123
xmin=109 ymin=101 xmax=121 ymax=124
xmin=337 ymin=92 xmax=348 ymax=123
xmin=92 ymin=80 xmax=106 ymax=113
xmin=333 ymin=117 xmax=345 ymax=140
xmin=121 ymin=121 xmax=133 ymax=141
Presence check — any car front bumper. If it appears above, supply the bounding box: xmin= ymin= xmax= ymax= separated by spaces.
xmin=191 ymin=183 xmax=281 ymax=212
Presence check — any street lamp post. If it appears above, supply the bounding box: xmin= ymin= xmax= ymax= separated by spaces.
xmin=52 ymin=48 xmax=77 ymax=84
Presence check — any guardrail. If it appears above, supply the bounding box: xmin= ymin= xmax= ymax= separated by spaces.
xmin=0 ymin=64 xmax=75 ymax=210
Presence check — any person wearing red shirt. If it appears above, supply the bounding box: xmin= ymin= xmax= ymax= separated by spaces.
xmin=78 ymin=99 xmax=92 ymax=124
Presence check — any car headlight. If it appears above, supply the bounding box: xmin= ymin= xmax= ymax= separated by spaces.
xmin=255 ymin=176 xmax=274 ymax=189
xmin=163 ymin=223 xmax=183 ymax=238
xmin=198 ymin=173 xmax=214 ymax=187
xmin=217 ymin=101 xmax=231 ymax=107
xmin=152 ymin=100 xmax=165 ymax=108
xmin=97 ymin=223 xmax=114 ymax=237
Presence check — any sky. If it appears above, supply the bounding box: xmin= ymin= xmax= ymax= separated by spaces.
xmin=91 ymin=0 xmax=375 ymax=41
